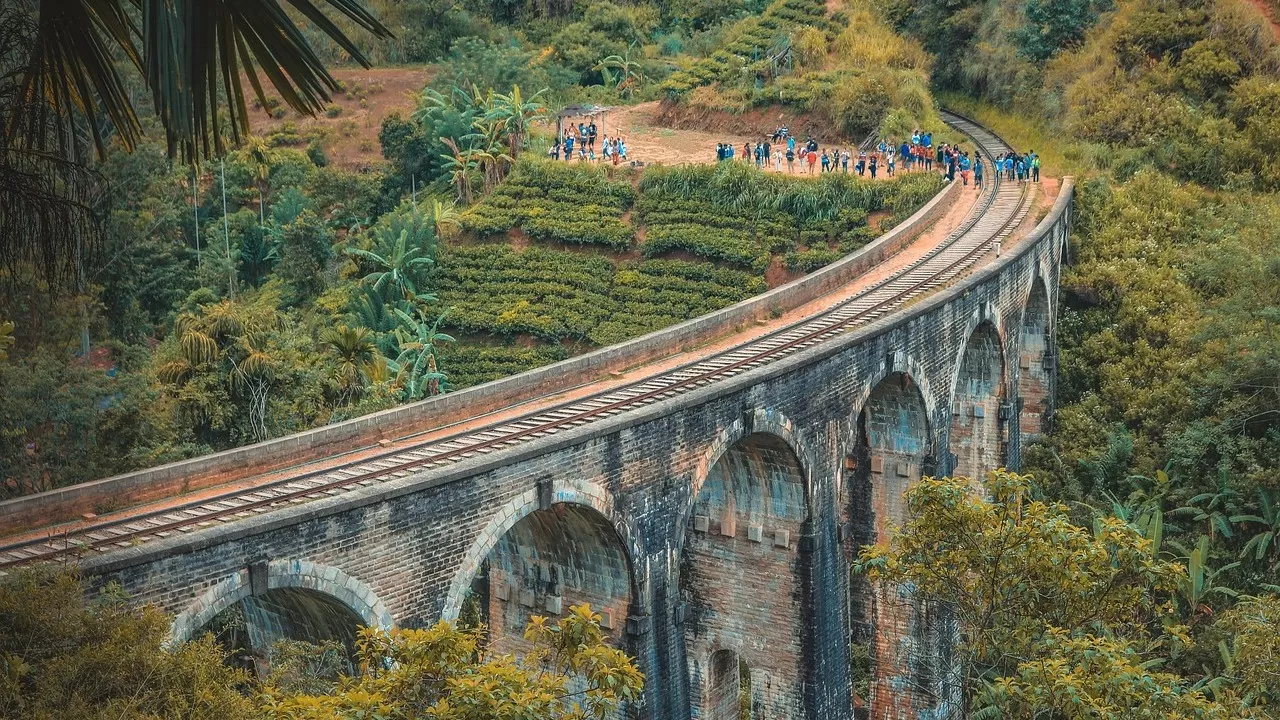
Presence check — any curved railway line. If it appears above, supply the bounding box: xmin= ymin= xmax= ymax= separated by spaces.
xmin=0 ymin=112 xmax=1035 ymax=570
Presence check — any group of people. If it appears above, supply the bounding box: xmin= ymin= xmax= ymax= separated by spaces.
xmin=710 ymin=126 xmax=1043 ymax=188
xmin=550 ymin=120 xmax=629 ymax=164
xmin=993 ymin=151 xmax=1041 ymax=183
xmin=714 ymin=134 xmax=900 ymax=178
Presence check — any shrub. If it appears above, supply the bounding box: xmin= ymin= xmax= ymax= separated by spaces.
xmin=325 ymin=104 xmax=342 ymax=118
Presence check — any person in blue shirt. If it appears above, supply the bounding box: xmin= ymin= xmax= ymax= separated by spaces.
xmin=974 ymin=156 xmax=984 ymax=188
xmin=959 ymin=152 xmax=971 ymax=186
xmin=922 ymin=132 xmax=932 ymax=148
xmin=1016 ymin=157 xmax=1027 ymax=181
xmin=787 ymin=136 xmax=796 ymax=154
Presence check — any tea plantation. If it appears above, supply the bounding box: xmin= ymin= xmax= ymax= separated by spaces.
xmin=436 ymin=158 xmax=944 ymax=386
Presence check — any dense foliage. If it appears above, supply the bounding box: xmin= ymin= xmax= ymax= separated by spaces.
xmin=857 ymin=470 xmax=1280 ymax=718
xmin=0 ymin=568 xmax=643 ymax=720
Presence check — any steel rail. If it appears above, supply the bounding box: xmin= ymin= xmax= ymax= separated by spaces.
xmin=0 ymin=115 xmax=1030 ymax=569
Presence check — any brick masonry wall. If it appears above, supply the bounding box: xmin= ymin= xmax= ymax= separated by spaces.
xmin=683 ymin=434 xmax=809 ymax=720
xmin=950 ymin=322 xmax=1007 ymax=480
xmin=483 ymin=504 xmax=632 ymax=654
xmin=1018 ymin=279 xmax=1052 ymax=438
xmin=82 ymin=183 xmax=1074 ymax=720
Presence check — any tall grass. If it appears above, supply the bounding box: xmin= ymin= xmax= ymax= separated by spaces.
xmin=936 ymin=93 xmax=1084 ymax=177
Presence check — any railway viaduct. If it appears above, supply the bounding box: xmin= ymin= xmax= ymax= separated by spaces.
xmin=4 ymin=154 xmax=1072 ymax=719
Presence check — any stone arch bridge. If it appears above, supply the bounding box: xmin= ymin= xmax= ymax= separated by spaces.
xmin=2 ymin=145 xmax=1072 ymax=720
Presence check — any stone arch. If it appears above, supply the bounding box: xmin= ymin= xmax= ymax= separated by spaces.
xmin=850 ymin=370 xmax=936 ymax=719
xmin=169 ymin=560 xmax=393 ymax=656
xmin=675 ymin=407 xmax=813 ymax=558
xmin=682 ymin=426 xmax=811 ymax=720
xmin=441 ymin=478 xmax=641 ymax=622
xmin=443 ymin=479 xmax=639 ymax=654
xmin=949 ymin=320 xmax=1008 ymax=479
xmin=1018 ymin=276 xmax=1052 ymax=437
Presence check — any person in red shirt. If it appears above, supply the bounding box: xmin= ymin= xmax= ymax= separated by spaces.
xmin=806 ymin=148 xmax=818 ymax=174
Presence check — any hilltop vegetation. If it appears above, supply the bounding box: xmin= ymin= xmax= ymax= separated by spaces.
xmin=0 ymin=0 xmax=950 ymax=495
xmin=874 ymin=0 xmax=1280 ymax=713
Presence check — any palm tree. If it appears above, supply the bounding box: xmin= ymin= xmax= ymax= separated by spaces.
xmin=321 ymin=324 xmax=382 ymax=404
xmin=245 ymin=137 xmax=274 ymax=225
xmin=6 ymin=0 xmax=391 ymax=161
xmin=489 ymin=85 xmax=547 ymax=158
xmin=390 ymin=307 xmax=454 ymax=400
xmin=3 ymin=1 xmax=389 ymax=288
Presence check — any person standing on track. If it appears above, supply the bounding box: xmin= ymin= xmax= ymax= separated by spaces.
xmin=1030 ymin=151 xmax=1041 ymax=182
xmin=974 ymin=155 xmax=984 ymax=188
xmin=786 ymin=146 xmax=795 ymax=173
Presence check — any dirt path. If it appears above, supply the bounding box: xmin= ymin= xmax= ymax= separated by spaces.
xmin=1245 ymin=0 xmax=1280 ymax=39
xmin=573 ymin=101 xmax=902 ymax=180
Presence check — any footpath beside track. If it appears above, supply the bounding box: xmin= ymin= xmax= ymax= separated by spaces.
xmin=0 ymin=112 xmax=1036 ymax=570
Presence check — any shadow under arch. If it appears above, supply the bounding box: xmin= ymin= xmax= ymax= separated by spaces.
xmin=948 ymin=319 xmax=1008 ymax=479
xmin=441 ymin=479 xmax=641 ymax=654
xmin=680 ymin=419 xmax=813 ymax=720
xmin=847 ymin=369 xmax=941 ymax=718
xmin=169 ymin=560 xmax=393 ymax=676
xmin=1018 ymin=275 xmax=1053 ymax=438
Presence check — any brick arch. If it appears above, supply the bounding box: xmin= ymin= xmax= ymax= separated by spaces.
xmin=947 ymin=317 xmax=1008 ymax=479
xmin=679 ymin=408 xmax=813 ymax=720
xmin=848 ymin=366 xmax=938 ymax=719
xmin=674 ymin=406 xmax=813 ymax=557
xmin=440 ymin=478 xmax=642 ymax=624
xmin=1017 ymin=275 xmax=1053 ymax=437
xmin=168 ymin=560 xmax=393 ymax=646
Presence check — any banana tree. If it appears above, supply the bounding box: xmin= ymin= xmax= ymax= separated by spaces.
xmin=427 ymin=199 xmax=461 ymax=240
xmin=440 ymin=137 xmax=479 ymax=205
xmin=390 ymin=308 xmax=455 ymax=399
xmin=1232 ymin=489 xmax=1280 ymax=569
xmin=1174 ymin=535 xmax=1240 ymax=619
xmin=489 ymin=85 xmax=547 ymax=158
xmin=593 ymin=46 xmax=647 ymax=99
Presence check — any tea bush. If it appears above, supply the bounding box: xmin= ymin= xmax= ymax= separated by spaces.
xmin=461 ymin=160 xmax=637 ymax=248
xmin=437 ymin=343 xmax=572 ymax=388
xmin=591 ymin=260 xmax=767 ymax=344
xmin=432 ymin=245 xmax=617 ymax=340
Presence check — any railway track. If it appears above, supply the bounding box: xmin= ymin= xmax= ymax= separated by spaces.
xmin=0 ymin=112 xmax=1033 ymax=570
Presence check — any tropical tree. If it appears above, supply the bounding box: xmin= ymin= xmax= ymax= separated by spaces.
xmin=320 ymin=324 xmax=382 ymax=405
xmin=245 ymin=137 xmax=275 ymax=225
xmin=1232 ymin=490 xmax=1280 ymax=571
xmin=347 ymin=201 xmax=439 ymax=303
xmin=489 ymin=84 xmax=547 ymax=157
xmin=854 ymin=470 xmax=1224 ymax=717
xmin=470 ymin=119 xmax=513 ymax=194
xmin=593 ymin=48 xmax=647 ymax=99
xmin=440 ymin=136 xmax=479 ymax=205
xmin=426 ymin=198 xmax=462 ymax=240
xmin=389 ymin=307 xmax=454 ymax=399
xmin=155 ymin=287 xmax=299 ymax=446
xmin=259 ymin=604 xmax=644 ymax=719
xmin=1172 ymin=534 xmax=1240 ymax=622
